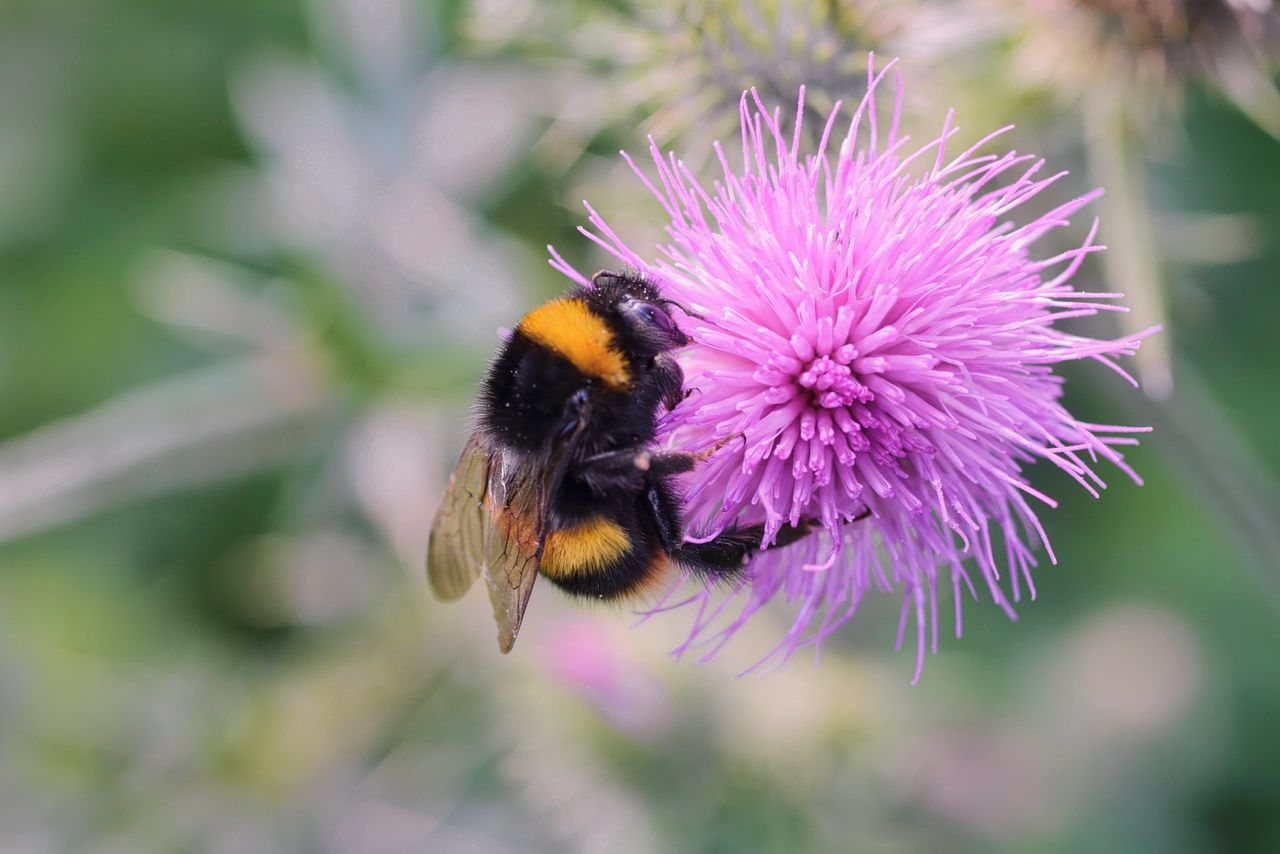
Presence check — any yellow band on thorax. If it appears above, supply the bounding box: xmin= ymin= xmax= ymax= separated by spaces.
xmin=517 ymin=298 xmax=631 ymax=389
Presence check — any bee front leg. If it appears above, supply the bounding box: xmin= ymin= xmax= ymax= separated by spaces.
xmin=653 ymin=352 xmax=686 ymax=412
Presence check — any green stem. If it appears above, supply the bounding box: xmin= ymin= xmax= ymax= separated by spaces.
xmin=1085 ymin=94 xmax=1172 ymax=399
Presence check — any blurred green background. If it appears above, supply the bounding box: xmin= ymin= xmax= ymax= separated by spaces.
xmin=1 ymin=0 xmax=1278 ymax=851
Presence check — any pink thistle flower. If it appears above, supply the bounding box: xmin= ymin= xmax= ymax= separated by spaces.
xmin=549 ymin=58 xmax=1155 ymax=681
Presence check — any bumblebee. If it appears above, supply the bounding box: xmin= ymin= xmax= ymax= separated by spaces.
xmin=426 ymin=270 xmax=814 ymax=652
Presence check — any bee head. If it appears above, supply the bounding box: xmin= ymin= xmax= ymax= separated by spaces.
xmin=588 ymin=269 xmax=691 ymax=358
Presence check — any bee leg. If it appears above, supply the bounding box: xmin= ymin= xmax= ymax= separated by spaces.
xmin=579 ymin=447 xmax=696 ymax=486
xmin=681 ymin=510 xmax=869 ymax=572
xmin=642 ymin=477 xmax=685 ymax=554
xmin=652 ymin=352 xmax=685 ymax=411
xmin=578 ymin=446 xmax=657 ymax=493
xmin=723 ymin=508 xmax=870 ymax=551
xmin=591 ymin=269 xmax=627 ymax=288
xmin=732 ymin=518 xmax=819 ymax=549
xmin=679 ymin=519 xmax=819 ymax=574
xmin=639 ymin=478 xmax=815 ymax=580
xmin=580 ymin=434 xmax=744 ymax=493
xmin=668 ymin=530 xmax=764 ymax=577
xmin=641 ymin=432 xmax=746 ymax=475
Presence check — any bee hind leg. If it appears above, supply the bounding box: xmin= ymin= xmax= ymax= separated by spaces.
xmin=641 ymin=479 xmax=815 ymax=582
xmin=681 ymin=510 xmax=874 ymax=576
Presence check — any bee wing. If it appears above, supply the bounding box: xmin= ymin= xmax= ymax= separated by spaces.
xmin=426 ymin=433 xmax=496 ymax=602
xmin=481 ymin=448 xmax=547 ymax=653
xmin=427 ymin=396 xmax=592 ymax=653
xmin=426 ymin=434 xmax=546 ymax=652
xmin=484 ymin=395 xmax=594 ymax=652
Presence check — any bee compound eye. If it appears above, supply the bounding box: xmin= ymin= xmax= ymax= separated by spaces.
xmin=638 ymin=302 xmax=672 ymax=331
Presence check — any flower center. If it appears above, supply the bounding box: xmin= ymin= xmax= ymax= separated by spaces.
xmin=796 ymin=354 xmax=873 ymax=409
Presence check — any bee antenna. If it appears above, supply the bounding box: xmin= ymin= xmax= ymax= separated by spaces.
xmin=660 ymin=297 xmax=704 ymax=321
